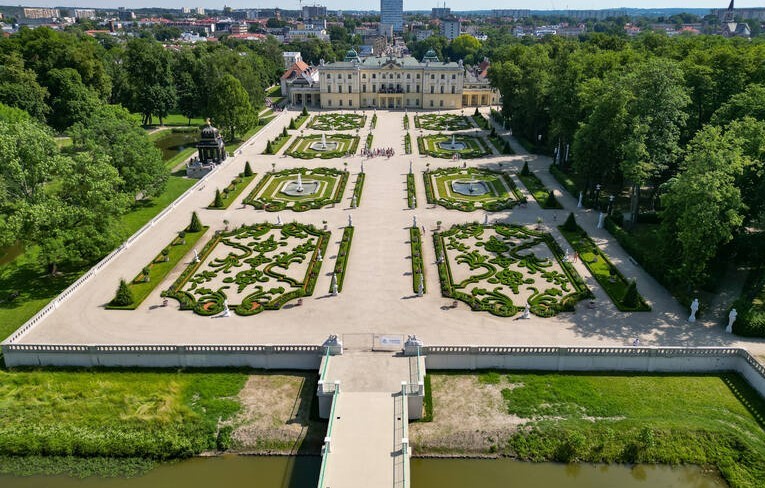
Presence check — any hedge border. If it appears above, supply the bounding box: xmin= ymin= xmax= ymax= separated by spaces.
xmin=423 ymin=167 xmax=525 ymax=212
xmin=410 ymin=226 xmax=426 ymax=294
xmin=332 ymin=226 xmax=354 ymax=292
xmin=558 ymin=224 xmax=651 ymax=312
xmin=208 ymin=174 xmax=256 ymax=210
xmin=243 ymin=167 xmax=349 ymax=212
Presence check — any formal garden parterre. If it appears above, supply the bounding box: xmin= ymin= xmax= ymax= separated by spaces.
xmin=163 ymin=222 xmax=328 ymax=316
xmin=415 ymin=113 xmax=472 ymax=131
xmin=244 ymin=168 xmax=348 ymax=212
xmin=418 ymin=134 xmax=491 ymax=159
xmin=309 ymin=113 xmax=366 ymax=131
xmin=424 ymin=167 xmax=524 ymax=212
xmin=285 ymin=134 xmax=359 ymax=159
xmin=434 ymin=223 xmax=591 ymax=317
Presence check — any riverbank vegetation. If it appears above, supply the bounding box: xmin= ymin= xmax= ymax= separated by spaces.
xmin=410 ymin=372 xmax=765 ymax=488
xmin=0 ymin=370 xmax=327 ymax=477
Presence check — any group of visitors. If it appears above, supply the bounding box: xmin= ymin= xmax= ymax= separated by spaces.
xmin=361 ymin=147 xmax=396 ymax=158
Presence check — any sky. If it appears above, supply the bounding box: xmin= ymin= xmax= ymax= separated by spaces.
xmin=3 ymin=0 xmax=763 ymax=12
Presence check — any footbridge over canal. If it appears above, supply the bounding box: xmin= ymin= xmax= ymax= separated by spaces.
xmin=315 ymin=338 xmax=426 ymax=488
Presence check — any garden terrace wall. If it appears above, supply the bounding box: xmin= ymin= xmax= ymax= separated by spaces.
xmin=421 ymin=346 xmax=765 ymax=400
xmin=1 ymin=344 xmax=322 ymax=369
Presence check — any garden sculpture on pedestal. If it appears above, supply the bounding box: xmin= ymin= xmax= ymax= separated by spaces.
xmin=726 ymin=308 xmax=737 ymax=333
xmin=689 ymin=298 xmax=699 ymax=322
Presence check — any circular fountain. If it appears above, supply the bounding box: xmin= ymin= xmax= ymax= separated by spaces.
xmin=438 ymin=134 xmax=467 ymax=151
xmin=309 ymin=133 xmax=339 ymax=151
xmin=281 ymin=173 xmax=320 ymax=196
xmin=451 ymin=179 xmax=490 ymax=196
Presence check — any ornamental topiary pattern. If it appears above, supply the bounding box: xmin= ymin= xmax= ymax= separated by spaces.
xmin=415 ymin=114 xmax=472 ymax=131
xmin=163 ymin=222 xmax=329 ymax=316
xmin=244 ymin=167 xmax=348 ymax=212
xmin=309 ymin=113 xmax=366 ymax=130
xmin=424 ymin=167 xmax=524 ymax=212
xmin=418 ymin=134 xmax=491 ymax=159
xmin=434 ymin=223 xmax=591 ymax=317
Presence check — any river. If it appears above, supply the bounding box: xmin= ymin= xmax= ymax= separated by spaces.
xmin=0 ymin=456 xmax=726 ymax=488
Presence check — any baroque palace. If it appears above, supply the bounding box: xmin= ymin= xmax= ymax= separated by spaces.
xmin=281 ymin=49 xmax=498 ymax=109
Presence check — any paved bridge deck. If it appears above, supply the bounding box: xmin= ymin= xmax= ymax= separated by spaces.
xmin=320 ymin=352 xmax=412 ymax=488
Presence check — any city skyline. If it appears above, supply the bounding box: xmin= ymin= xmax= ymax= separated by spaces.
xmin=2 ymin=0 xmax=762 ymax=13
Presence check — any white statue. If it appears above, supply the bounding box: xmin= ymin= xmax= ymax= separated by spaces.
xmin=417 ymin=274 xmax=424 ymax=297
xmin=577 ymin=191 xmax=583 ymax=208
xmin=597 ymin=212 xmax=605 ymax=229
xmin=330 ymin=273 xmax=338 ymax=296
xmin=483 ymin=214 xmax=489 ymax=225
xmin=348 ymin=214 xmax=353 ymax=227
xmin=409 ymin=160 xmax=413 ymax=174
xmin=351 ymin=195 xmax=357 ymax=208
xmin=521 ymin=304 xmax=530 ymax=319
xmin=193 ymin=249 xmax=200 ymax=263
xmin=413 ymin=215 xmax=417 ymax=228
xmin=316 ymin=249 xmax=323 ymax=262
xmin=222 ymin=299 xmax=231 ymax=317
xmin=276 ymin=215 xmax=282 ymax=225
xmin=361 ymin=161 xmax=365 ymax=173
xmin=726 ymin=308 xmax=737 ymax=333
xmin=688 ymin=298 xmax=699 ymax=323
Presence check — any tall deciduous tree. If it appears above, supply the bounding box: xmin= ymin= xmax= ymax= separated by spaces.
xmin=207 ymin=74 xmax=257 ymax=141
xmin=0 ymin=53 xmax=50 ymax=122
xmin=122 ymin=38 xmax=176 ymax=125
xmin=620 ymin=58 xmax=689 ymax=224
xmin=69 ymin=105 xmax=167 ymax=198
xmin=660 ymin=126 xmax=745 ymax=288
xmin=46 ymin=68 xmax=100 ymax=131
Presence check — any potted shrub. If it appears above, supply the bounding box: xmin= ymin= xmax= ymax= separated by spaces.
xmin=142 ymin=266 xmax=151 ymax=283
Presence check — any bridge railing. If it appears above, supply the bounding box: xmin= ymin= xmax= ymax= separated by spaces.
xmin=317 ymin=386 xmax=340 ymax=488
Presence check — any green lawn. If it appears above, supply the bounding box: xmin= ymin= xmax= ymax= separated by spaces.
xmin=517 ymin=171 xmax=563 ymax=209
xmin=558 ymin=226 xmax=650 ymax=311
xmin=164 ymin=147 xmax=197 ymax=170
xmin=209 ymin=174 xmax=257 ymax=209
xmin=482 ymin=372 xmax=765 ymax=488
xmin=144 ymin=114 xmax=206 ymax=128
xmin=0 ymin=369 xmax=247 ymax=476
xmin=0 ymin=176 xmax=195 ymax=341
xmin=106 ymin=228 xmax=209 ymax=309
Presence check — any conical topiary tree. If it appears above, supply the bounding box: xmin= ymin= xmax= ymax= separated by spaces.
xmin=213 ymin=189 xmax=224 ymax=208
xmin=265 ymin=140 xmax=273 ymax=154
xmin=544 ymin=191 xmax=558 ymax=209
xmin=244 ymin=161 xmax=253 ymax=177
xmin=474 ymin=107 xmax=480 ymax=116
xmin=562 ymin=212 xmax=578 ymax=232
xmin=622 ymin=279 xmax=639 ymax=308
xmin=188 ymin=211 xmax=203 ymax=232
xmin=112 ymin=279 xmax=134 ymax=306
xmin=302 ymin=106 xmax=308 ymax=116
xmin=289 ymin=118 xmax=296 ymax=130
xmin=520 ymin=160 xmax=530 ymax=176
xmin=282 ymin=127 xmax=288 ymax=138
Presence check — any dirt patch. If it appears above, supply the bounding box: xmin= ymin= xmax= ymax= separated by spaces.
xmin=409 ymin=374 xmax=528 ymax=455
xmin=228 ymin=373 xmax=325 ymax=455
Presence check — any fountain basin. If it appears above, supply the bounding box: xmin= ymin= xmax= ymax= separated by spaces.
xmin=309 ymin=141 xmax=339 ymax=151
xmin=281 ymin=180 xmax=320 ymax=196
xmin=451 ymin=180 xmax=490 ymax=196
xmin=439 ymin=141 xmax=466 ymax=151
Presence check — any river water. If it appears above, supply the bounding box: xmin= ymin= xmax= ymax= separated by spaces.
xmin=0 ymin=456 xmax=725 ymax=488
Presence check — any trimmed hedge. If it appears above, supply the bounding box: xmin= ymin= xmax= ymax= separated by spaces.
xmin=407 ymin=173 xmax=417 ymax=208
xmin=207 ymin=173 xmax=256 ymax=210
xmin=107 ymin=227 xmax=209 ymax=310
xmin=558 ymin=222 xmax=651 ymax=312
xmin=417 ymin=134 xmax=491 ymax=159
xmin=404 ymin=132 xmax=412 ymax=154
xmin=424 ymin=167 xmax=525 ymax=212
xmin=517 ymin=171 xmax=563 ymax=209
xmin=403 ymin=114 xmax=410 ymax=130
xmin=352 ymin=172 xmax=365 ymax=207
xmin=332 ymin=226 xmax=354 ymax=292
xmin=434 ymin=223 xmax=593 ymax=317
xmin=284 ymin=134 xmax=360 ymax=159
xmin=731 ymin=267 xmax=765 ymax=337
xmin=410 ymin=226 xmax=426 ymax=294
xmin=162 ymin=223 xmax=329 ymax=315
xmin=243 ymin=167 xmax=348 ymax=212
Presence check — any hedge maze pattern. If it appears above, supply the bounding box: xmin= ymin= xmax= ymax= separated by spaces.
xmin=164 ymin=222 xmax=328 ymax=316
xmin=434 ymin=223 xmax=591 ymax=317
xmin=244 ymin=168 xmax=348 ymax=212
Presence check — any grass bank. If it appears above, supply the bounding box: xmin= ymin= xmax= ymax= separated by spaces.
xmin=0 ymin=369 xmax=248 ymax=476
xmin=411 ymin=372 xmax=765 ymax=488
